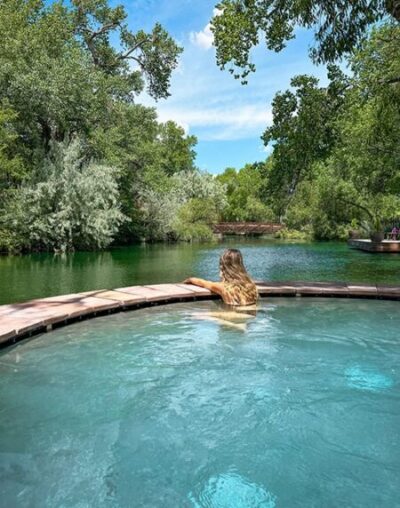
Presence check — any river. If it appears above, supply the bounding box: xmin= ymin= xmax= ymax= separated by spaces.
xmin=0 ymin=239 xmax=399 ymax=305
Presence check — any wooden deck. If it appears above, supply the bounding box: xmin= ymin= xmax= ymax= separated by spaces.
xmin=349 ymin=239 xmax=400 ymax=252
xmin=1 ymin=281 xmax=399 ymax=348
xmin=213 ymin=222 xmax=284 ymax=235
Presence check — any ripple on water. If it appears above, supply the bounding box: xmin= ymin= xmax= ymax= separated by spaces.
xmin=188 ymin=472 xmax=276 ymax=508
xmin=345 ymin=366 xmax=394 ymax=392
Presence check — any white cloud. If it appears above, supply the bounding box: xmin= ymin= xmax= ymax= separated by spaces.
xmin=190 ymin=23 xmax=213 ymax=50
xmin=138 ymin=5 xmax=327 ymax=147
xmin=189 ymin=8 xmax=222 ymax=50
xmin=156 ymin=104 xmax=272 ymax=140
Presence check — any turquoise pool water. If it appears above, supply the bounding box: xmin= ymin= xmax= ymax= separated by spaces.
xmin=0 ymin=298 xmax=399 ymax=507
xmin=1 ymin=239 xmax=400 ymax=304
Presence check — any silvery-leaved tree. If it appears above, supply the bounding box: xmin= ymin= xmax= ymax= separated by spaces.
xmin=9 ymin=139 xmax=127 ymax=252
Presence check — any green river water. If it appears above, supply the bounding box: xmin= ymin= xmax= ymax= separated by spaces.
xmin=0 ymin=239 xmax=399 ymax=305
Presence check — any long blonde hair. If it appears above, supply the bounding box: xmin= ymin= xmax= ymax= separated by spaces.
xmin=219 ymin=249 xmax=258 ymax=305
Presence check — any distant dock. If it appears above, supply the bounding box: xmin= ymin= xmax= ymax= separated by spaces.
xmin=348 ymin=239 xmax=400 ymax=253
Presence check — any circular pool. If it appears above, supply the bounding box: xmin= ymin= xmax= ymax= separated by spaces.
xmin=0 ymin=298 xmax=399 ymax=507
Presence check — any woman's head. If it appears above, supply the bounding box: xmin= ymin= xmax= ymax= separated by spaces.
xmin=219 ymin=249 xmax=252 ymax=284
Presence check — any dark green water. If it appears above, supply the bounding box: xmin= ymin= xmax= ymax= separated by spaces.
xmin=0 ymin=239 xmax=399 ymax=305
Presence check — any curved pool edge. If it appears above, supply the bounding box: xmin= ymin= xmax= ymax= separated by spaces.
xmin=0 ymin=281 xmax=399 ymax=348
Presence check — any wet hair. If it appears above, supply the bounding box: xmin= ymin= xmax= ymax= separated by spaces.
xmin=219 ymin=249 xmax=252 ymax=283
xmin=219 ymin=249 xmax=258 ymax=305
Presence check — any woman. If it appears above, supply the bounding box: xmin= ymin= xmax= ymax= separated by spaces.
xmin=184 ymin=248 xmax=258 ymax=308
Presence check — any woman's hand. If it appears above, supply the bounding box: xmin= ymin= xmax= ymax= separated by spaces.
xmin=182 ymin=277 xmax=224 ymax=298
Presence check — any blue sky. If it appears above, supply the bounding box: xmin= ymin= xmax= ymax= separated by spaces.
xmin=120 ymin=0 xmax=329 ymax=173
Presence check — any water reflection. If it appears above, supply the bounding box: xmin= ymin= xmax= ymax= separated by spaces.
xmin=1 ymin=239 xmax=399 ymax=304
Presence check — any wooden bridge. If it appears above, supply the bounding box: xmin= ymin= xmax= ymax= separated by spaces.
xmin=213 ymin=222 xmax=284 ymax=236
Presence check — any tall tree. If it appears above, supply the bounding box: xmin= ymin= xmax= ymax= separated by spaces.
xmin=262 ymin=66 xmax=348 ymax=208
xmin=263 ymin=24 xmax=400 ymax=237
xmin=0 ymin=0 xmax=182 ymax=159
xmin=71 ymin=0 xmax=182 ymax=99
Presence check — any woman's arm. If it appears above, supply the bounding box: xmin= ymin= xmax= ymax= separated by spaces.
xmin=184 ymin=277 xmax=225 ymax=297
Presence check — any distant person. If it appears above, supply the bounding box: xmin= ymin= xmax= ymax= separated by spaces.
xmin=391 ymin=226 xmax=399 ymax=240
xmin=184 ymin=248 xmax=258 ymax=307
xmin=184 ymin=249 xmax=258 ymax=330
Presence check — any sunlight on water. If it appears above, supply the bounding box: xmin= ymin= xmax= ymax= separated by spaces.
xmin=188 ymin=472 xmax=276 ymax=508
xmin=345 ymin=366 xmax=394 ymax=392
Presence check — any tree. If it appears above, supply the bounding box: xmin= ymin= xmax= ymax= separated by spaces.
xmin=261 ymin=67 xmax=348 ymax=212
xmin=211 ymin=0 xmax=400 ymax=81
xmin=261 ymin=23 xmax=400 ymax=239
xmin=4 ymin=140 xmax=126 ymax=252
xmin=157 ymin=122 xmax=197 ymax=176
xmin=217 ymin=163 xmax=274 ymax=221
xmin=173 ymin=198 xmax=219 ymax=242
xmin=71 ymin=0 xmax=182 ymax=99
xmin=139 ymin=171 xmax=226 ymax=241
xmin=0 ymin=105 xmax=26 ymax=194
xmin=0 ymin=0 xmax=194 ymax=251
xmin=87 ymin=103 xmax=198 ymax=241
xmin=0 ymin=0 xmax=181 ymax=161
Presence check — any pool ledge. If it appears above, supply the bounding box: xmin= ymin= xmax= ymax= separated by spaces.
xmin=0 ymin=282 xmax=399 ymax=348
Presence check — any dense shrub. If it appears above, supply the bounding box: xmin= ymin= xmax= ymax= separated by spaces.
xmin=173 ymin=198 xmax=219 ymax=242
xmin=6 ymin=141 xmax=126 ymax=252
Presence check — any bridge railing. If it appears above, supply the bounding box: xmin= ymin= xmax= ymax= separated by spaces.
xmin=212 ymin=222 xmax=284 ymax=234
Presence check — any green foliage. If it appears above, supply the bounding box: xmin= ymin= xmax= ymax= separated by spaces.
xmin=0 ymin=105 xmax=26 ymax=193
xmin=259 ymin=24 xmax=400 ymax=240
xmin=157 ymin=122 xmax=197 ymax=176
xmin=139 ymin=171 xmax=226 ymax=242
xmin=274 ymin=227 xmax=313 ymax=241
xmin=212 ymin=0 xmax=400 ymax=81
xmin=4 ymin=140 xmax=126 ymax=252
xmin=2 ymin=0 xmax=399 ymax=252
xmin=138 ymin=187 xmax=180 ymax=242
xmin=217 ymin=163 xmax=275 ymax=221
xmin=172 ymin=170 xmax=227 ymax=204
xmin=0 ymin=0 xmax=200 ymax=252
xmin=262 ymin=68 xmax=348 ymax=206
xmin=173 ymin=198 xmax=218 ymax=242
xmin=87 ymin=103 xmax=198 ymax=242
xmin=0 ymin=0 xmax=181 ymax=168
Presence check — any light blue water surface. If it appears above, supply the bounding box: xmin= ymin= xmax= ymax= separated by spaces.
xmin=0 ymin=298 xmax=399 ymax=507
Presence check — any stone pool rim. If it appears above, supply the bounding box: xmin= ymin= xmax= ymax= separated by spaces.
xmin=0 ymin=281 xmax=399 ymax=349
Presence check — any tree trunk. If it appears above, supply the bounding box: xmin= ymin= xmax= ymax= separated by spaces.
xmin=39 ymin=118 xmax=52 ymax=152
xmin=386 ymin=0 xmax=400 ymax=21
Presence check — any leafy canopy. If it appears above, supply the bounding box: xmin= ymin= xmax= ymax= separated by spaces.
xmin=211 ymin=0 xmax=400 ymax=81
xmin=217 ymin=163 xmax=274 ymax=221
xmin=0 ymin=0 xmax=182 ymax=161
xmin=261 ymin=23 xmax=400 ymax=238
